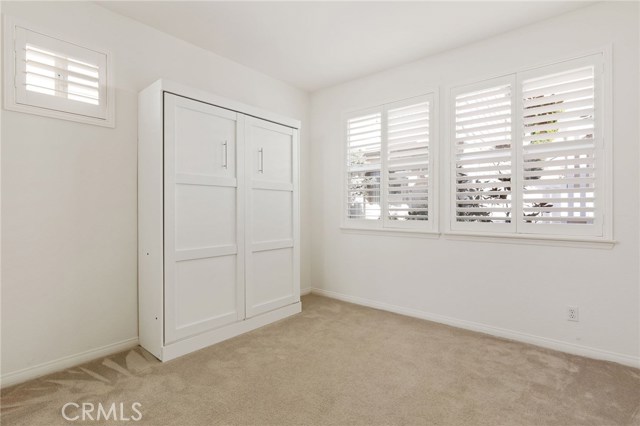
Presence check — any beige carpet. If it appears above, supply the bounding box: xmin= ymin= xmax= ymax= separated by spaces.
xmin=2 ymin=294 xmax=639 ymax=426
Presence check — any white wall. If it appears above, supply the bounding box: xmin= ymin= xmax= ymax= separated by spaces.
xmin=1 ymin=1 xmax=310 ymax=382
xmin=309 ymin=1 xmax=639 ymax=366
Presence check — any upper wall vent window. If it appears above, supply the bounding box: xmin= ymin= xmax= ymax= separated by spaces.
xmin=3 ymin=17 xmax=114 ymax=127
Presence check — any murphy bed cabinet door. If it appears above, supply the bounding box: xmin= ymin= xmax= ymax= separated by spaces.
xmin=245 ymin=116 xmax=300 ymax=318
xmin=164 ymin=93 xmax=245 ymax=344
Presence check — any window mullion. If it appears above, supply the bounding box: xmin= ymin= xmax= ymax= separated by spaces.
xmin=513 ymin=74 xmax=523 ymax=234
xmin=381 ymin=106 xmax=389 ymax=228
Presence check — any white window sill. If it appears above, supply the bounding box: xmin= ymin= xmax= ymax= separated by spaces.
xmin=340 ymin=226 xmax=440 ymax=239
xmin=338 ymin=226 xmax=615 ymax=248
xmin=443 ymin=232 xmax=616 ymax=249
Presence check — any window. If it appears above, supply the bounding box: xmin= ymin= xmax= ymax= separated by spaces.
xmin=452 ymin=77 xmax=515 ymax=231
xmin=448 ymin=54 xmax=608 ymax=238
xmin=3 ymin=17 xmax=114 ymax=127
xmin=345 ymin=94 xmax=436 ymax=232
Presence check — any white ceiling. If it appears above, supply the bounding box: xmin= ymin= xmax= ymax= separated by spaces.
xmin=97 ymin=1 xmax=594 ymax=92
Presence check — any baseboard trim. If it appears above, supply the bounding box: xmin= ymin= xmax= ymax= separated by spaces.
xmin=300 ymin=287 xmax=312 ymax=296
xmin=310 ymin=288 xmax=640 ymax=369
xmin=1 ymin=337 xmax=140 ymax=388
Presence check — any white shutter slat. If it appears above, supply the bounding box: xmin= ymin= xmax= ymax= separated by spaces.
xmin=456 ymin=181 xmax=511 ymax=190
xmin=457 ymin=164 xmax=511 ymax=173
xmin=388 ymin=155 xmax=429 ymax=167
xmin=523 ymin=130 xmax=595 ymax=144
xmin=455 ymin=103 xmax=511 ymax=121
xmin=524 ymin=78 xmax=594 ymax=97
xmin=388 ymin=113 xmax=430 ymax=127
xmin=456 ymin=172 xmax=512 ymax=181
xmin=523 ymin=156 xmax=594 ymax=169
xmin=523 ymin=98 xmax=593 ymax=116
xmin=455 ymin=216 xmax=511 ymax=223
xmin=523 ymin=166 xmax=594 ymax=178
xmin=456 ymin=147 xmax=511 ymax=161
xmin=25 ymin=60 xmax=100 ymax=86
xmin=455 ymin=131 xmax=512 ymax=145
xmin=525 ymin=117 xmax=593 ymax=135
xmin=388 ymin=120 xmax=429 ymax=134
xmin=388 ymin=164 xmax=428 ymax=173
xmin=523 ymin=147 xmax=595 ymax=162
xmin=523 ymin=67 xmax=593 ymax=91
xmin=456 ymin=122 xmax=512 ymax=138
xmin=522 ymin=87 xmax=593 ymax=109
xmin=522 ymin=109 xmax=594 ymax=126
xmin=456 ymin=111 xmax=511 ymax=128
xmin=456 ymin=139 xmax=513 ymax=152
xmin=457 ymin=199 xmax=512 ymax=205
xmin=387 ymin=134 xmax=429 ymax=146
xmin=389 ymin=127 xmax=430 ymax=142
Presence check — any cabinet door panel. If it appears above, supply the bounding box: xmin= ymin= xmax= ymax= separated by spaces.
xmin=249 ymin=121 xmax=293 ymax=184
xmin=174 ymin=101 xmax=236 ymax=178
xmin=175 ymin=185 xmax=236 ymax=250
xmin=164 ymin=94 xmax=244 ymax=343
xmin=251 ymin=248 xmax=294 ymax=313
xmin=251 ymin=189 xmax=293 ymax=243
xmin=172 ymin=256 xmax=237 ymax=337
xmin=245 ymin=116 xmax=299 ymax=318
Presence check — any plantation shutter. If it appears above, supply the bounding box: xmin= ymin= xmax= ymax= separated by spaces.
xmin=519 ymin=57 xmax=603 ymax=236
xmin=14 ymin=26 xmax=108 ymax=119
xmin=346 ymin=109 xmax=383 ymax=221
xmin=385 ymin=96 xmax=433 ymax=229
xmin=452 ymin=77 xmax=515 ymax=231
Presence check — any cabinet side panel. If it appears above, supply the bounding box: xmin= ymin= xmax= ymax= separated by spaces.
xmin=138 ymin=84 xmax=164 ymax=359
xmin=293 ymin=128 xmax=301 ymax=301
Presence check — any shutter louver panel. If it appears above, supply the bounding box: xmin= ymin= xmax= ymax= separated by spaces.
xmin=10 ymin=23 xmax=112 ymax=125
xmin=454 ymin=83 xmax=513 ymax=224
xmin=346 ymin=111 xmax=382 ymax=220
xmin=386 ymin=101 xmax=430 ymax=222
xmin=521 ymin=66 xmax=596 ymax=226
xmin=25 ymin=44 xmax=101 ymax=105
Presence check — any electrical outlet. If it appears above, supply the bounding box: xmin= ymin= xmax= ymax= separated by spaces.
xmin=567 ymin=306 xmax=579 ymax=322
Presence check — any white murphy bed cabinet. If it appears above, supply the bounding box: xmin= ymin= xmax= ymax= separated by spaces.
xmin=138 ymin=80 xmax=301 ymax=361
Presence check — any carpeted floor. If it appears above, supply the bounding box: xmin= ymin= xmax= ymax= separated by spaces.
xmin=2 ymin=294 xmax=639 ymax=426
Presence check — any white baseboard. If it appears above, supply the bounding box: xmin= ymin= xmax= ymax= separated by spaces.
xmin=1 ymin=337 xmax=139 ymax=388
xmin=300 ymin=287 xmax=312 ymax=296
xmin=310 ymin=288 xmax=640 ymax=369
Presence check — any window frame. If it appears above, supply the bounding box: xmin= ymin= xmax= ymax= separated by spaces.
xmin=444 ymin=51 xmax=612 ymax=243
xmin=3 ymin=16 xmax=115 ymax=127
xmin=342 ymin=92 xmax=439 ymax=234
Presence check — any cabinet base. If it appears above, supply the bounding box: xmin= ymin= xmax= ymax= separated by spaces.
xmin=152 ymin=302 xmax=302 ymax=361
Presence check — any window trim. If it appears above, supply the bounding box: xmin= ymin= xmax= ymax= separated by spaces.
xmin=3 ymin=15 xmax=115 ymax=127
xmin=341 ymin=92 xmax=439 ymax=234
xmin=444 ymin=49 xmax=613 ymax=242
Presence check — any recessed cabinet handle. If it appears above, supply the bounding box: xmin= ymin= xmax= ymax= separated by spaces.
xmin=222 ymin=141 xmax=228 ymax=169
xmin=258 ymin=148 xmax=264 ymax=173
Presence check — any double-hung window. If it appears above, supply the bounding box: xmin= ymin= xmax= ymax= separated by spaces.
xmin=344 ymin=94 xmax=437 ymax=232
xmin=449 ymin=54 xmax=608 ymax=239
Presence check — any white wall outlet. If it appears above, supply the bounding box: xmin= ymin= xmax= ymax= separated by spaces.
xmin=567 ymin=306 xmax=579 ymax=322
